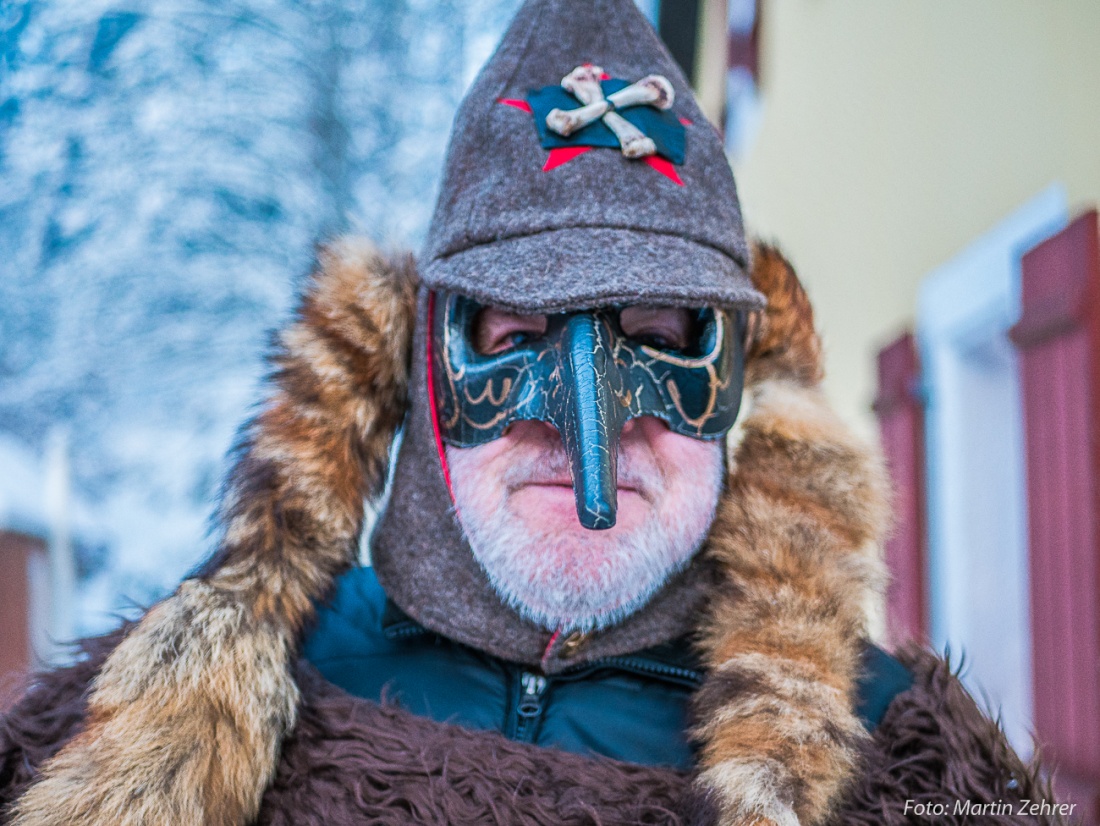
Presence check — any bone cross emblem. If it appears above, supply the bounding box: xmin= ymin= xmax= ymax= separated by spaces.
xmin=545 ymin=64 xmax=674 ymax=159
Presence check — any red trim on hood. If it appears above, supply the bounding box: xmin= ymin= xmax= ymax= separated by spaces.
xmin=540 ymin=628 xmax=562 ymax=672
xmin=426 ymin=291 xmax=455 ymax=503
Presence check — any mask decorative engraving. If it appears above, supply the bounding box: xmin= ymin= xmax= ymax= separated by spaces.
xmin=431 ymin=293 xmax=746 ymax=530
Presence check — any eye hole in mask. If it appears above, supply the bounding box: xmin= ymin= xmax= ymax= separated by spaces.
xmin=431 ymin=292 xmax=746 ymax=530
xmin=473 ymin=305 xmax=706 ymax=356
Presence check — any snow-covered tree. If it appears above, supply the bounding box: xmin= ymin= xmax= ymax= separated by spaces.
xmin=0 ymin=0 xmax=520 ymax=634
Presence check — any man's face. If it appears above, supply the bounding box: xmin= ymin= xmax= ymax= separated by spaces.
xmin=445 ymin=305 xmax=726 ymax=634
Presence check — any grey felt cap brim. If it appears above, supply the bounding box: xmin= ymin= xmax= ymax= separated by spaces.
xmin=420 ymin=0 xmax=766 ymax=315
xmin=422 ymin=227 xmax=764 ymax=313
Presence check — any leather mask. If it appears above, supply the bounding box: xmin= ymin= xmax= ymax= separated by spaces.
xmin=430 ymin=292 xmax=746 ymax=530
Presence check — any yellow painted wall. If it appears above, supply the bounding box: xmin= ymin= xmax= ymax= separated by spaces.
xmin=733 ymin=1 xmax=1100 ymax=438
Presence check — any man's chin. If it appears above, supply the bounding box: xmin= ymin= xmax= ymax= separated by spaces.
xmin=509 ymin=484 xmax=649 ymax=534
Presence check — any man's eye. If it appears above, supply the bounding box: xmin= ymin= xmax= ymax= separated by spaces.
xmin=619 ymin=306 xmax=693 ymax=351
xmin=634 ymin=332 xmax=677 ymax=350
xmin=474 ymin=307 xmax=548 ymax=354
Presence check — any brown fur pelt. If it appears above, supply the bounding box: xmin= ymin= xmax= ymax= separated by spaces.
xmin=0 ymin=240 xmax=1055 ymax=825
xmin=832 ymin=645 xmax=1070 ymax=826
xmin=1 ymin=638 xmax=1063 ymax=825
xmin=0 ymin=630 xmax=128 ymax=803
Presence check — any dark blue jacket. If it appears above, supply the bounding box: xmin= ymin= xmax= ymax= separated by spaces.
xmin=303 ymin=567 xmax=912 ymax=770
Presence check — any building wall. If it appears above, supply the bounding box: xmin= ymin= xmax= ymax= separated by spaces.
xmin=734 ymin=0 xmax=1100 ymax=438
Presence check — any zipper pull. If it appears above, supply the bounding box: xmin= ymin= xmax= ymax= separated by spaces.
xmin=513 ymin=671 xmax=548 ymax=742
xmin=518 ymin=672 xmax=547 ymax=716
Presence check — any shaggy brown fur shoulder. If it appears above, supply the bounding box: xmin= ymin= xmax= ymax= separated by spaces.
xmin=831 ymin=645 xmax=1070 ymax=826
xmin=2 ymin=639 xmax=1063 ymax=825
xmin=7 ymin=241 xmax=417 ymax=825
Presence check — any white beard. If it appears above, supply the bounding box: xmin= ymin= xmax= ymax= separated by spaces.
xmin=446 ymin=437 xmax=724 ymax=634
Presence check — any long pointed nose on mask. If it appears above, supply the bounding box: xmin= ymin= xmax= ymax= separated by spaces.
xmin=559 ymin=313 xmax=624 ymax=529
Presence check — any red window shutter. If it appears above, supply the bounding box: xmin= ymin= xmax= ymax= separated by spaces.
xmin=1010 ymin=210 xmax=1100 ymax=816
xmin=873 ymin=333 xmax=928 ymax=647
xmin=0 ymin=531 xmax=42 ymax=710
xmin=727 ymin=0 xmax=762 ymax=82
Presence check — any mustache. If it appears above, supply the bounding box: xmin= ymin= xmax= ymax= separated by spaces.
xmin=501 ymin=443 xmax=660 ymax=498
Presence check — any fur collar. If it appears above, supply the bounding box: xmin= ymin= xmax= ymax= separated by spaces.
xmin=9 ymin=241 xmax=890 ymax=826
xmin=3 ymin=640 xmax=1062 ymax=825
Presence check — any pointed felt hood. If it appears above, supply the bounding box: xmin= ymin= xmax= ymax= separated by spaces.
xmin=420 ymin=0 xmax=764 ymax=314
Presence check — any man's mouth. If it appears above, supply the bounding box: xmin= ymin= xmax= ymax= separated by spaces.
xmin=522 ymin=478 xmax=644 ymax=496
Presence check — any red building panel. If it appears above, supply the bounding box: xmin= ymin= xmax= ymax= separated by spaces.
xmin=727 ymin=0 xmax=761 ymax=81
xmin=1010 ymin=210 xmax=1100 ymax=818
xmin=874 ymin=333 xmax=928 ymax=648
xmin=0 ymin=531 xmax=42 ymax=711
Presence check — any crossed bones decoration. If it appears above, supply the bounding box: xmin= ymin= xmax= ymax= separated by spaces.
xmin=545 ymin=65 xmax=675 ymax=159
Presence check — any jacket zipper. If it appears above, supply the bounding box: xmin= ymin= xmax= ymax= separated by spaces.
xmin=512 ymin=671 xmax=548 ymax=742
xmin=385 ymin=616 xmax=701 ymax=687
xmin=506 ymin=660 xmax=697 ymax=744
xmin=561 ymin=656 xmax=703 ymax=687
